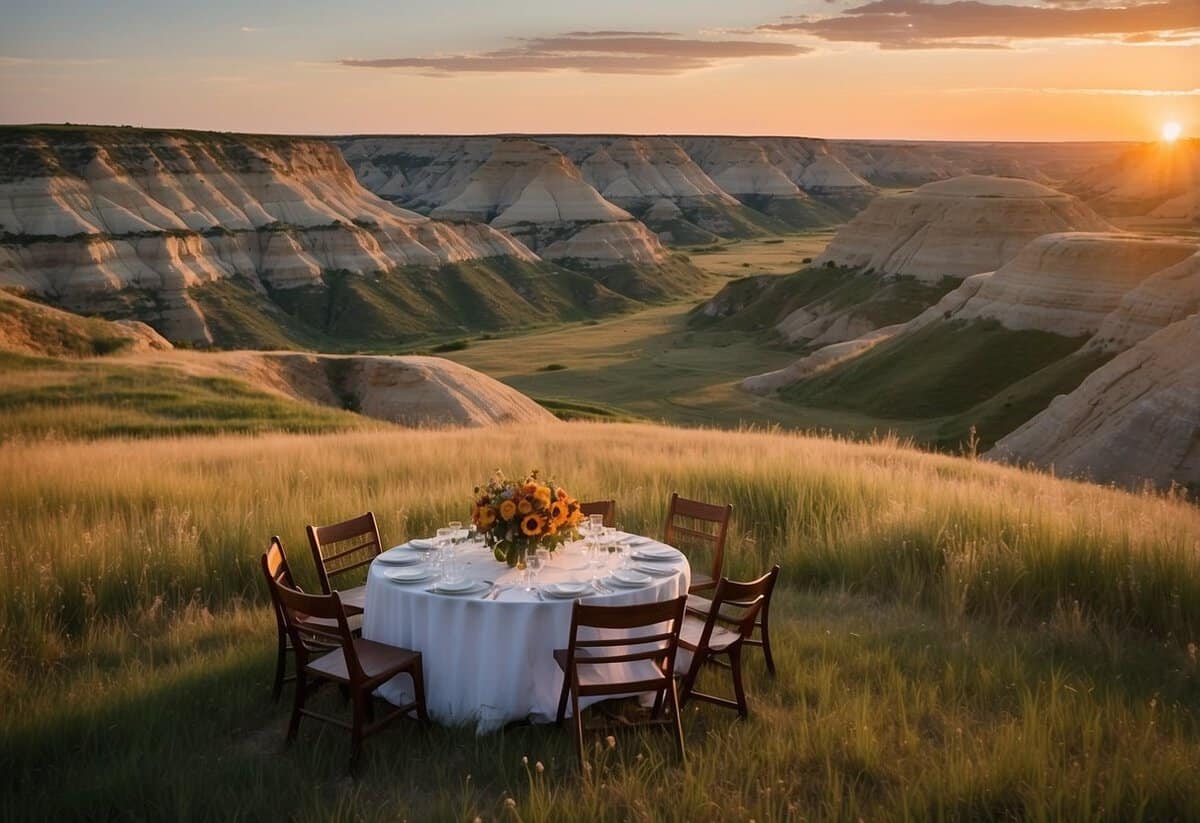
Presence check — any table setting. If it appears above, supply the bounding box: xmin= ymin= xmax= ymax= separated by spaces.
xmin=361 ymin=471 xmax=691 ymax=732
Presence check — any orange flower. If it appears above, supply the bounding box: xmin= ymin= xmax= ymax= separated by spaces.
xmin=556 ymin=487 xmax=569 ymax=502
xmin=550 ymin=500 xmax=569 ymax=526
xmin=499 ymin=500 xmax=518 ymax=521
xmin=478 ymin=507 xmax=497 ymax=528
xmin=518 ymin=498 xmax=533 ymax=515
xmin=521 ymin=514 xmax=546 ymax=536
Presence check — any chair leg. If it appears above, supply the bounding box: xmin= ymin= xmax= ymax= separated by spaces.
xmin=287 ymin=670 xmax=307 ymax=744
xmin=272 ymin=635 xmax=288 ymax=703
xmin=650 ymin=688 xmax=665 ymax=719
xmin=570 ymin=680 xmax=585 ymax=771
xmin=728 ymin=644 xmax=748 ymax=719
xmin=679 ymin=652 xmax=702 ymax=708
xmin=666 ymin=679 xmax=686 ymax=763
xmin=411 ymin=662 xmax=431 ymax=723
xmin=555 ymin=672 xmax=570 ymax=725
xmin=759 ymin=617 xmax=776 ymax=677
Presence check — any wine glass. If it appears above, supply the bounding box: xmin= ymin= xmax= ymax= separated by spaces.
xmin=448 ymin=520 xmax=464 ymax=547
xmin=588 ymin=532 xmax=607 ymax=583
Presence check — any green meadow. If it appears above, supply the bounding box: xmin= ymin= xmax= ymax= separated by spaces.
xmin=2 ymin=423 xmax=1199 ymax=821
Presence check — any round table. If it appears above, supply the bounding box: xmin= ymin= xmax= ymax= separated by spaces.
xmin=362 ymin=534 xmax=691 ymax=734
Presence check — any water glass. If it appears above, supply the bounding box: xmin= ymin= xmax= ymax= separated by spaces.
xmin=525 ymin=548 xmax=544 ymax=591
xmin=435 ymin=526 xmax=454 ymax=577
xmin=448 ymin=520 xmax=464 ymax=546
xmin=588 ymin=514 xmax=605 ymax=536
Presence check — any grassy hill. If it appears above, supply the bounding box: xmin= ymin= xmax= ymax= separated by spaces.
xmin=2 ymin=423 xmax=1198 ymax=820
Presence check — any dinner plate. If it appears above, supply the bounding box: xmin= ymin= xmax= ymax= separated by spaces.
xmin=409 ymin=538 xmax=438 ymax=550
xmin=434 ymin=576 xmax=477 ymax=593
xmin=609 ymin=568 xmax=652 ymax=587
xmin=631 ymin=547 xmax=682 ymax=562
xmin=541 ymin=581 xmax=593 ymax=599
xmin=620 ymin=535 xmax=654 ymax=547
xmin=427 ymin=580 xmax=490 ymax=597
xmin=376 ymin=548 xmax=424 ymax=566
xmin=633 ymin=563 xmax=679 ymax=578
xmin=384 ymin=566 xmax=432 ymax=583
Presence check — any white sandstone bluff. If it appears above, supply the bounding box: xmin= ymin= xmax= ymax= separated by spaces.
xmin=1069 ymin=138 xmax=1200 ymax=219
xmin=988 ymin=314 xmax=1200 ymax=489
xmin=0 ymin=129 xmax=535 ymax=344
xmin=815 ymin=176 xmax=1113 ymax=281
xmin=429 ymin=138 xmax=669 ymax=267
xmin=744 ymin=233 xmax=1200 ymax=394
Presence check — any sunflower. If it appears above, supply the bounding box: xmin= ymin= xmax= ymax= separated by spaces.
xmin=550 ymin=500 xmax=569 ymax=526
xmin=478 ymin=506 xmax=497 ymax=529
xmin=534 ymin=485 xmax=552 ymax=507
xmin=521 ymin=514 xmax=547 ymax=537
xmin=555 ymin=487 xmax=569 ymax=502
xmin=518 ymin=498 xmax=533 ymax=516
xmin=499 ymin=499 xmax=517 ymax=521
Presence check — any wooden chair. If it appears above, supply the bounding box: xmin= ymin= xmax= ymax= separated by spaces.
xmin=261 ymin=537 xmax=363 ymax=702
xmin=662 ymin=492 xmax=733 ymax=594
xmin=554 ymin=596 xmax=688 ymax=769
xmin=687 ymin=564 xmax=780 ymax=676
xmin=678 ymin=566 xmax=780 ymax=718
xmin=269 ymin=577 xmax=428 ymax=770
xmin=306 ymin=512 xmax=384 ymax=616
xmin=578 ymin=499 xmax=616 ymax=527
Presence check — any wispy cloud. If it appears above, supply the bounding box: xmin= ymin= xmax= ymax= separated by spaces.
xmin=340 ymin=30 xmax=809 ymax=76
xmin=951 ymin=85 xmax=1200 ymax=96
xmin=757 ymin=0 xmax=1200 ymax=50
xmin=0 ymin=56 xmax=113 ymax=67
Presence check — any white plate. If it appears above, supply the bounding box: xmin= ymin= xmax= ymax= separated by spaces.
xmin=384 ymin=566 xmax=432 ymax=583
xmin=542 ymin=581 xmax=593 ymax=599
xmin=409 ymin=538 xmax=437 ymax=550
xmin=633 ymin=563 xmax=678 ymax=578
xmin=376 ymin=549 xmax=424 ymax=566
xmin=610 ymin=568 xmax=652 ymax=587
xmin=631 ymin=548 xmax=681 ymax=562
xmin=427 ymin=580 xmax=491 ymax=597
xmin=434 ymin=576 xmax=478 ymax=592
xmin=620 ymin=535 xmax=654 ymax=547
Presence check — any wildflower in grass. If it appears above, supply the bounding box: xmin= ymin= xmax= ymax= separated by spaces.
xmin=535 ymin=761 xmax=544 ymax=773
xmin=606 ymin=735 xmax=616 ymax=749
xmin=521 ymin=755 xmax=528 ymax=765
xmin=505 ymin=797 xmax=516 ymax=809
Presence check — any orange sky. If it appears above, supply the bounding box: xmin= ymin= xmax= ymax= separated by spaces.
xmin=0 ymin=1 xmax=1197 ymax=141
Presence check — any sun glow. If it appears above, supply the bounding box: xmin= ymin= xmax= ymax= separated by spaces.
xmin=1162 ymin=121 xmax=1183 ymax=142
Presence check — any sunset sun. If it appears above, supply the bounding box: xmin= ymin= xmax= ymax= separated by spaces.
xmin=1162 ymin=121 xmax=1182 ymax=143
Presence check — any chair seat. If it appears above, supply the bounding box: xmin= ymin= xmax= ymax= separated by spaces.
xmin=688 ymin=573 xmax=715 ymax=593
xmin=336 ymin=585 xmax=367 ymax=615
xmin=686 ymin=594 xmax=761 ymax=627
xmin=553 ymin=648 xmax=669 ymax=689
xmin=678 ymin=615 xmax=741 ymax=653
xmin=307 ymin=637 xmax=420 ymax=683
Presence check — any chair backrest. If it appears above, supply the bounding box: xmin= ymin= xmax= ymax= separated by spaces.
xmin=695 ymin=566 xmax=781 ymax=651
xmin=563 ymin=596 xmax=687 ymax=689
xmin=261 ymin=536 xmax=296 ymax=636
xmin=578 ymin=500 xmax=616 ymax=527
xmin=269 ymin=576 xmax=364 ymax=682
xmin=662 ymin=493 xmax=733 ymax=583
xmin=306 ymin=512 xmax=383 ymax=595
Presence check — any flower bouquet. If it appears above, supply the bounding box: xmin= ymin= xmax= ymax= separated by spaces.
xmin=472 ymin=470 xmax=584 ymax=566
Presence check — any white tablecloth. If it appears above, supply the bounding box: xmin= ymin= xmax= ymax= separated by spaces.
xmin=362 ymin=535 xmax=691 ymax=733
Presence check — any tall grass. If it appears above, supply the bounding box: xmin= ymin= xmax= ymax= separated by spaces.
xmin=2 ymin=423 xmax=1199 ymax=819
xmin=3 ymin=423 xmax=1197 ymax=666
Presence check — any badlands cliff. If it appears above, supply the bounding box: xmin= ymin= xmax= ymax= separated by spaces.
xmin=0 ymin=126 xmax=565 ymax=346
xmin=989 ymin=314 xmax=1200 ymax=489
xmin=1070 ymin=139 xmax=1199 ymax=221
xmin=815 ymin=176 xmax=1112 ymax=281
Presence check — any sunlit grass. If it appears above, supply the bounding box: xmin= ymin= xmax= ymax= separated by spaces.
xmin=2 ymin=422 xmax=1199 ymax=819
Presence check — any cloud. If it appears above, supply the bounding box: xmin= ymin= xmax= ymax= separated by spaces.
xmin=340 ymin=30 xmax=809 ymax=76
xmin=955 ymin=85 xmax=1200 ymax=95
xmin=758 ymin=0 xmax=1200 ymax=49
